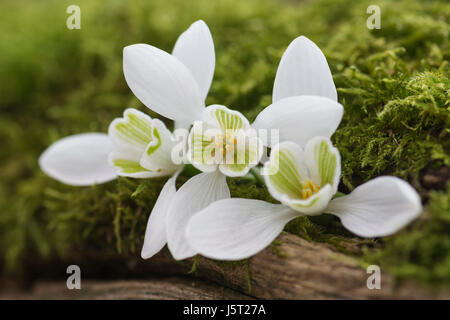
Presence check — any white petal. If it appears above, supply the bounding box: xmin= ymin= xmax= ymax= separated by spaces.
xmin=141 ymin=171 xmax=181 ymax=259
xmin=166 ymin=171 xmax=230 ymax=260
xmin=174 ymin=120 xmax=192 ymax=130
xmin=186 ymin=199 xmax=297 ymax=260
xmin=252 ymin=96 xmax=343 ymax=147
xmin=273 ymin=36 xmax=337 ymax=102
xmin=166 ymin=170 xmax=230 ymax=260
xmin=172 ymin=20 xmax=215 ymax=100
xmin=39 ymin=133 xmax=116 ymax=186
xmin=123 ymin=44 xmax=204 ymax=123
xmin=326 ymin=176 xmax=423 ymax=237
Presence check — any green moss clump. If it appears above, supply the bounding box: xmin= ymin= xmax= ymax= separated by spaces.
xmin=0 ymin=0 xmax=449 ymax=287
xmin=334 ymin=57 xmax=449 ymax=192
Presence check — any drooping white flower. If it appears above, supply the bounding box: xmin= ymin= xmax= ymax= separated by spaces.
xmin=40 ymin=99 xmax=183 ymax=178
xmin=39 ymin=107 xmax=182 ymax=184
xmin=186 ymin=137 xmax=423 ymax=261
xmin=150 ymin=35 xmax=344 ymax=260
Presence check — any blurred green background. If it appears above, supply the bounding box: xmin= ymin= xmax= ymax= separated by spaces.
xmin=0 ymin=0 xmax=448 ymax=288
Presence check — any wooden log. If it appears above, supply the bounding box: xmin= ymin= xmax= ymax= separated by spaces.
xmin=141 ymin=232 xmax=449 ymax=299
xmin=1 ymin=232 xmax=449 ymax=299
xmin=1 ymin=278 xmax=253 ymax=300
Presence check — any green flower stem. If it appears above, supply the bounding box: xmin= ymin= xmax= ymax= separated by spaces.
xmin=250 ymin=167 xmax=265 ymax=186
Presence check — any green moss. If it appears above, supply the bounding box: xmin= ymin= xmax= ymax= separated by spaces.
xmin=334 ymin=58 xmax=449 ymax=192
xmin=0 ymin=0 xmax=449 ymax=287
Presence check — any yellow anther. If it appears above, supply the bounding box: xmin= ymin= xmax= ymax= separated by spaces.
xmin=301 ymin=179 xmax=321 ymax=200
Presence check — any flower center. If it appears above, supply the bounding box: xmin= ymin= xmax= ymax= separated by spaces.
xmin=215 ymin=132 xmax=238 ymax=156
xmin=301 ymin=179 xmax=321 ymax=200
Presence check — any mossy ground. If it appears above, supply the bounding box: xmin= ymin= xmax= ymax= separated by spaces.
xmin=0 ymin=0 xmax=448 ymax=287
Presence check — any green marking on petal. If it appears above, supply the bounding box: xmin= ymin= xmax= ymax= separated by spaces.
xmin=315 ymin=140 xmax=337 ymax=187
xmin=267 ymin=149 xmax=304 ymax=198
xmin=127 ymin=112 xmax=152 ymax=137
xmin=191 ymin=131 xmax=215 ymax=165
xmin=224 ymin=137 xmax=260 ymax=173
xmin=112 ymin=159 xmax=148 ymax=174
xmin=289 ymin=197 xmax=320 ymax=210
xmin=112 ymin=110 xmax=153 ymax=149
xmin=146 ymin=127 xmax=161 ymax=156
xmin=212 ymin=108 xmax=244 ymax=131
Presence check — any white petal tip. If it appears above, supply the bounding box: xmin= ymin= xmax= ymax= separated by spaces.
xmin=39 ymin=133 xmax=117 ymax=186
xmin=273 ymin=36 xmax=337 ymax=102
xmin=327 ymin=176 xmax=423 ymax=238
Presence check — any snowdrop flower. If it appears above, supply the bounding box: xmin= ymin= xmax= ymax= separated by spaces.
xmin=186 ymin=137 xmax=423 ymax=261
xmin=158 ymin=36 xmax=344 ymax=260
xmin=39 ymin=107 xmax=181 ymax=184
xmin=108 ymin=108 xmax=181 ymax=178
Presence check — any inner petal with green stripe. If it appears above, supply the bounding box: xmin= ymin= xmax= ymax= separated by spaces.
xmin=108 ymin=108 xmax=179 ymax=178
xmin=304 ymin=136 xmax=341 ymax=194
xmin=140 ymin=119 xmax=181 ymax=175
xmin=205 ymin=104 xmax=250 ymax=132
xmin=108 ymin=108 xmax=153 ymax=153
xmin=263 ymin=137 xmax=340 ymax=215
